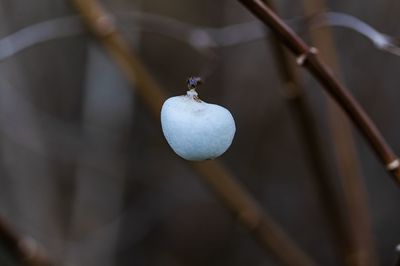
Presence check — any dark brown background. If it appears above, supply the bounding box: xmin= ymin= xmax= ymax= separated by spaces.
xmin=0 ymin=0 xmax=399 ymax=265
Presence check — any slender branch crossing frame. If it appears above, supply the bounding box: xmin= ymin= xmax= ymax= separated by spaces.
xmin=238 ymin=0 xmax=400 ymax=184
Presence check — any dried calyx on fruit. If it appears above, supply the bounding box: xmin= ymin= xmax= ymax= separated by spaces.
xmin=161 ymin=77 xmax=236 ymax=161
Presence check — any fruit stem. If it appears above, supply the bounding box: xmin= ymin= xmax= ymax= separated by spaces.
xmin=187 ymin=76 xmax=202 ymax=101
xmin=186 ymin=89 xmax=199 ymax=98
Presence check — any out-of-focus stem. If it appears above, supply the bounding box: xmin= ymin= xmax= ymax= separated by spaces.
xmin=70 ymin=0 xmax=317 ymax=265
xmin=190 ymin=161 xmax=316 ymax=265
xmin=301 ymin=1 xmax=378 ymax=265
xmin=261 ymin=0 xmax=355 ymax=264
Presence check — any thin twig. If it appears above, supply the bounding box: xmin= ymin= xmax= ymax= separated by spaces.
xmin=301 ymin=1 xmax=379 ymax=266
xmin=0 ymin=16 xmax=82 ymax=61
xmin=70 ymin=0 xmax=317 ymax=265
xmin=0 ymin=216 xmax=52 ymax=266
xmin=237 ymin=0 xmax=400 ymax=185
xmin=311 ymin=12 xmax=400 ymax=56
xmin=261 ymin=0 xmax=356 ymax=264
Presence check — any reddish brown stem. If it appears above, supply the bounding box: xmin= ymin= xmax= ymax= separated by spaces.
xmin=237 ymin=0 xmax=400 ymax=184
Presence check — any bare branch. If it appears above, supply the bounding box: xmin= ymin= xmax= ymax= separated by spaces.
xmin=237 ymin=0 xmax=400 ymax=185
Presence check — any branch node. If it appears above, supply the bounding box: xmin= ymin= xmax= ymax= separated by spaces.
xmin=296 ymin=47 xmax=318 ymax=66
xmin=94 ymin=14 xmax=116 ymax=36
xmin=386 ymin=158 xmax=400 ymax=171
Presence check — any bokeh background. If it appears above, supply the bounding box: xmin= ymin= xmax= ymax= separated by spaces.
xmin=0 ymin=0 xmax=399 ymax=265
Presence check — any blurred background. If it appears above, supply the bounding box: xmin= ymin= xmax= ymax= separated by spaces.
xmin=0 ymin=0 xmax=399 ymax=265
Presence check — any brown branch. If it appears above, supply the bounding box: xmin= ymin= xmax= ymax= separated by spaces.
xmin=301 ymin=1 xmax=379 ymax=265
xmin=237 ymin=0 xmax=400 ymax=185
xmin=70 ymin=0 xmax=317 ymax=265
xmin=260 ymin=1 xmax=356 ymax=265
xmin=0 ymin=216 xmax=52 ymax=266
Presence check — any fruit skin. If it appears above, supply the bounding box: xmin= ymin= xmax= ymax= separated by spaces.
xmin=161 ymin=93 xmax=236 ymax=161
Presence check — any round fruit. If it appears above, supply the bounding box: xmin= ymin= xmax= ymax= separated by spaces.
xmin=161 ymin=78 xmax=235 ymax=161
